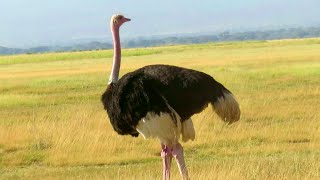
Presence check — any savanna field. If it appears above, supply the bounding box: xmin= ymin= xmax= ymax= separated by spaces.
xmin=0 ymin=38 xmax=320 ymax=179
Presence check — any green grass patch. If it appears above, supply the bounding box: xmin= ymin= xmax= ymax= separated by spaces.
xmin=0 ymin=38 xmax=319 ymax=179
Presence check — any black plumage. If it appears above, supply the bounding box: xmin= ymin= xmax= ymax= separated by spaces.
xmin=101 ymin=64 xmax=237 ymax=137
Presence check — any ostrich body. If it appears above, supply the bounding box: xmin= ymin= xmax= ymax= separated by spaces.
xmin=102 ymin=15 xmax=240 ymax=180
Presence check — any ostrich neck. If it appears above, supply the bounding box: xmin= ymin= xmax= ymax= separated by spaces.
xmin=109 ymin=27 xmax=121 ymax=84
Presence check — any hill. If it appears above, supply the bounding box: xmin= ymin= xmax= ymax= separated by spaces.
xmin=1 ymin=26 xmax=320 ymax=56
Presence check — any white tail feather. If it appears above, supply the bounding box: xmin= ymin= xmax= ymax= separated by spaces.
xmin=213 ymin=91 xmax=240 ymax=123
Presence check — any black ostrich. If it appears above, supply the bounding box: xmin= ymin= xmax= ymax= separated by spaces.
xmin=101 ymin=14 xmax=240 ymax=180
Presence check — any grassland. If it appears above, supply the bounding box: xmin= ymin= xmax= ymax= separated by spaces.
xmin=0 ymin=38 xmax=320 ymax=179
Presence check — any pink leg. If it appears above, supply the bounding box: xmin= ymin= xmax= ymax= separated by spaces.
xmin=172 ymin=143 xmax=189 ymax=180
xmin=161 ymin=144 xmax=173 ymax=180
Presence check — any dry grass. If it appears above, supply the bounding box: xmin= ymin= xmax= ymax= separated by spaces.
xmin=0 ymin=38 xmax=320 ymax=179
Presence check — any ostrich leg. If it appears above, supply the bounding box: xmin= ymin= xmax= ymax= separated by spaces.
xmin=172 ymin=143 xmax=189 ymax=180
xmin=161 ymin=144 xmax=173 ymax=180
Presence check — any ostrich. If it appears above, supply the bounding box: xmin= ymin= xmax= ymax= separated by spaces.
xmin=101 ymin=14 xmax=240 ymax=180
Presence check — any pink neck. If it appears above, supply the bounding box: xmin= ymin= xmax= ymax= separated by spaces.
xmin=109 ymin=26 xmax=121 ymax=84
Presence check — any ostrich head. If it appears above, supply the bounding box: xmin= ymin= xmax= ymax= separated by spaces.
xmin=110 ymin=14 xmax=131 ymax=29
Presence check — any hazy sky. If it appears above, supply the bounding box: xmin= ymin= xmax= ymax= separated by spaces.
xmin=1 ymin=0 xmax=319 ymax=47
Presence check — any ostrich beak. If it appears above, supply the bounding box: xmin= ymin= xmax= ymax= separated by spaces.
xmin=124 ymin=18 xmax=131 ymax=22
